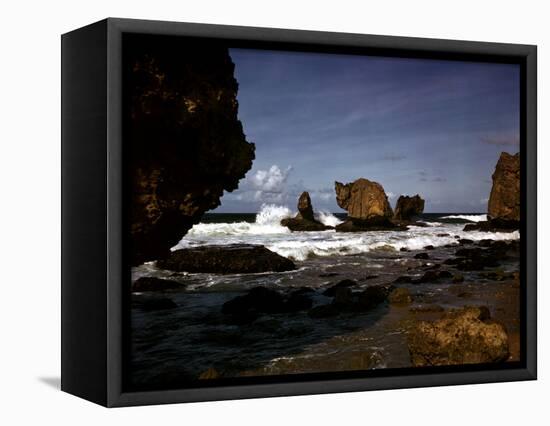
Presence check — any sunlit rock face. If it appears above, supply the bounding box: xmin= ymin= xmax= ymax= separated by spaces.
xmin=126 ymin=35 xmax=255 ymax=265
xmin=488 ymin=152 xmax=520 ymax=222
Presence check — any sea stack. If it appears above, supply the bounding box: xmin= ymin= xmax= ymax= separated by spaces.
xmin=394 ymin=194 xmax=425 ymax=221
xmin=488 ymin=152 xmax=520 ymax=223
xmin=334 ymin=178 xmax=396 ymax=231
xmin=464 ymin=152 xmax=519 ymax=232
xmin=127 ymin=38 xmax=255 ymax=265
xmin=281 ymin=192 xmax=332 ymax=231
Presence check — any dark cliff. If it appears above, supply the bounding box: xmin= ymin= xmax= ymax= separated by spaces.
xmin=125 ymin=35 xmax=255 ymax=264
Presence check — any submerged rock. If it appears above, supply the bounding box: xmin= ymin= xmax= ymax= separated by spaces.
xmin=281 ymin=192 xmax=332 ymax=231
xmin=222 ymin=286 xmax=314 ymax=322
xmin=408 ymin=306 xmax=509 ymax=366
xmin=126 ymin=37 xmax=255 ymax=265
xmin=393 ymin=195 xmax=425 ymax=221
xmin=334 ymin=178 xmax=394 ymax=230
xmin=157 ymin=244 xmax=296 ymax=274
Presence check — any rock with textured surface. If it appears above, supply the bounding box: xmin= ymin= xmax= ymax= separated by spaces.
xmin=126 ymin=36 xmax=255 ymax=265
xmin=281 ymin=191 xmax=332 ymax=231
xmin=408 ymin=306 xmax=509 ymax=366
xmin=157 ymin=244 xmax=296 ymax=274
xmin=297 ymin=191 xmax=315 ymax=221
xmin=335 ymin=178 xmax=393 ymax=221
xmin=394 ymin=195 xmax=425 ymax=221
xmin=488 ymin=152 xmax=520 ymax=222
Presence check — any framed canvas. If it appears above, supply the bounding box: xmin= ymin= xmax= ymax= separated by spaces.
xmin=61 ymin=18 xmax=537 ymax=407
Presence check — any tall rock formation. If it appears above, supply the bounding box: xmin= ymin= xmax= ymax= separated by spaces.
xmin=394 ymin=195 xmax=425 ymax=221
xmin=334 ymin=178 xmax=397 ymax=231
xmin=464 ymin=152 xmax=520 ymax=232
xmin=488 ymin=152 xmax=520 ymax=222
xmin=281 ymin=191 xmax=331 ymax=231
xmin=296 ymin=191 xmax=315 ymax=221
xmin=126 ymin=35 xmax=255 ymax=264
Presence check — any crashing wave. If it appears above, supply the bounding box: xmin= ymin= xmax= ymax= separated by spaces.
xmin=315 ymin=211 xmax=344 ymax=227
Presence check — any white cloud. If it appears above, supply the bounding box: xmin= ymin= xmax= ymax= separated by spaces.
xmin=249 ymin=165 xmax=292 ymax=193
xmin=225 ymin=164 xmax=293 ymax=204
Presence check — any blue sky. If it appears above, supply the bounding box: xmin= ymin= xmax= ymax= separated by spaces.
xmin=215 ymin=48 xmax=520 ymax=213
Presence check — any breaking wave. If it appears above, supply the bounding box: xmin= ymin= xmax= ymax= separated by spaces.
xmin=186 ymin=204 xmax=292 ymax=237
xmin=315 ymin=211 xmax=344 ymax=227
xmin=175 ymin=206 xmax=518 ymax=262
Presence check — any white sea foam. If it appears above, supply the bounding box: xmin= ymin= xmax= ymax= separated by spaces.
xmin=441 ymin=214 xmax=487 ymax=222
xmin=174 ymin=206 xmax=519 ymax=262
xmin=184 ymin=204 xmax=292 ymax=238
xmin=315 ymin=211 xmax=344 ymax=227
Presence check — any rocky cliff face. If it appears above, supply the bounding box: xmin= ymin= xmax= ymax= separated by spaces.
xmin=126 ymin=36 xmax=255 ymax=265
xmin=335 ymin=178 xmax=393 ymax=221
xmin=394 ymin=195 xmax=425 ymax=221
xmin=488 ymin=152 xmax=520 ymax=222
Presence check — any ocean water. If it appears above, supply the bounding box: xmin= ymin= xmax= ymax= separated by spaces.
xmin=130 ymin=205 xmax=520 ymax=388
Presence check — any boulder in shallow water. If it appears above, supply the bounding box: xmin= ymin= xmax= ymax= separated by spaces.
xmin=157 ymin=244 xmax=296 ymax=274
xmin=408 ymin=306 xmax=509 ymax=366
xmin=393 ymin=195 xmax=425 ymax=221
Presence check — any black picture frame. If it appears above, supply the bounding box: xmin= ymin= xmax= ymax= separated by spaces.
xmin=61 ymin=17 xmax=537 ymax=407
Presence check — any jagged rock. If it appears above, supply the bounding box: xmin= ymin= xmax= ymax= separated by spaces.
xmin=488 ymin=152 xmax=520 ymax=222
xmin=394 ymin=195 xmax=425 ymax=221
xmin=297 ymin=191 xmax=315 ymax=221
xmin=281 ymin=191 xmax=332 ymax=231
xmin=465 ymin=152 xmax=520 ymax=232
xmin=335 ymin=178 xmax=393 ymax=226
xmin=157 ymin=244 xmax=296 ymax=274
xmin=408 ymin=306 xmax=509 ymax=366
xmin=126 ymin=37 xmax=255 ymax=265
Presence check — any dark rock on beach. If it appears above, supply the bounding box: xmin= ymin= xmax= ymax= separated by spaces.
xmin=126 ymin=37 xmax=255 ymax=265
xmin=222 ymin=286 xmax=314 ymax=323
xmin=281 ymin=192 xmax=332 ymax=231
xmin=393 ymin=195 xmax=425 ymax=221
xmin=408 ymin=306 xmax=509 ymax=366
xmin=157 ymin=244 xmax=296 ymax=274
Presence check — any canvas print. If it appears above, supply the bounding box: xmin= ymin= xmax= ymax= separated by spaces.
xmin=125 ymin=34 xmax=521 ymax=390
